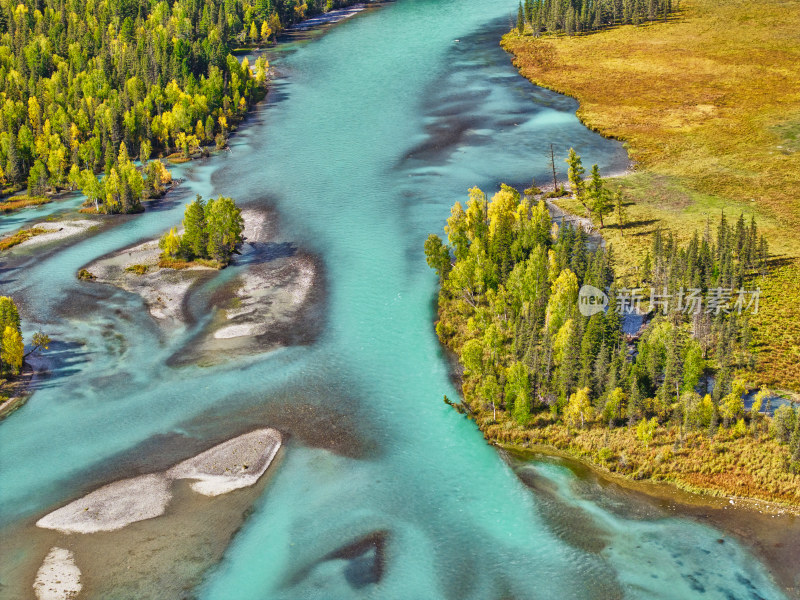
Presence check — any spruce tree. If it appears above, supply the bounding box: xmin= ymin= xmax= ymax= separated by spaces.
xmin=565 ymin=148 xmax=587 ymax=210
xmin=182 ymin=195 xmax=208 ymax=259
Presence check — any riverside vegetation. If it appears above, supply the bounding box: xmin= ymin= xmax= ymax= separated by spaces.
xmin=425 ymin=155 xmax=800 ymax=506
xmin=501 ymin=0 xmax=800 ymax=391
xmin=0 ymin=296 xmax=49 ymax=404
xmin=515 ymin=0 xmax=676 ymax=37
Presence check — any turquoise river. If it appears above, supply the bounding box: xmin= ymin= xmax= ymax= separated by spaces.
xmin=0 ymin=0 xmax=794 ymax=598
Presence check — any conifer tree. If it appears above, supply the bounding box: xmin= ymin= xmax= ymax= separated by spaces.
xmin=565 ymin=148 xmax=587 ymax=211
xmin=183 ymin=195 xmax=209 ymax=259
xmin=587 ymin=164 xmax=611 ymax=227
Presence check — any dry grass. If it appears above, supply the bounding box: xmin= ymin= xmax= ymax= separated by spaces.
xmin=124 ymin=264 xmax=150 ymax=275
xmin=157 ymin=257 xmax=222 ymax=270
xmin=478 ymin=408 xmax=800 ymax=506
xmin=750 ymin=262 xmax=800 ymax=389
xmin=503 ymin=0 xmax=800 ymax=241
xmin=502 ymin=0 xmax=800 ymax=390
xmin=0 ymin=227 xmax=50 ymax=251
xmin=0 ymin=195 xmax=51 ymax=213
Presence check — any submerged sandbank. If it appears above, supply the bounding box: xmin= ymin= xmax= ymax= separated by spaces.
xmin=505 ymin=445 xmax=800 ymax=596
xmin=0 ymin=431 xmax=284 ymax=599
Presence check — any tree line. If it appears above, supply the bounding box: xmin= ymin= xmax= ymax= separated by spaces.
xmin=425 ymin=157 xmax=800 ymax=471
xmin=516 ymin=0 xmax=676 ymax=36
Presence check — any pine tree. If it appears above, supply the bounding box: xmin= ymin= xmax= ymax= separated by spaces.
xmin=587 ymin=164 xmax=611 ymax=227
xmin=627 ymin=375 xmax=641 ymax=424
xmin=182 ymin=195 xmax=209 ymax=259
xmin=791 ymin=414 xmax=800 ymax=462
xmin=0 ymin=297 xmax=22 ymax=334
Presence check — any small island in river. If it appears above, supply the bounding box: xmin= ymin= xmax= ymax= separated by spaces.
xmin=81 ymin=198 xmax=324 ymax=367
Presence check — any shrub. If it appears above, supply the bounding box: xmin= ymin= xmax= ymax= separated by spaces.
xmin=125 ymin=264 xmax=150 ymax=275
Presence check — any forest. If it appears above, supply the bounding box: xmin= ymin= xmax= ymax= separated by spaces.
xmin=425 ymin=151 xmax=800 ymax=492
xmin=0 ymin=0 xmax=355 ymax=213
xmin=517 ymin=0 xmax=675 ymax=36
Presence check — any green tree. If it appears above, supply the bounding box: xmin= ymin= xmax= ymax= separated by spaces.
xmin=565 ymin=387 xmax=594 ymax=428
xmin=505 ymin=361 xmax=532 ymax=424
xmin=0 ymin=297 xmax=22 ymax=334
xmin=587 ymin=164 xmax=611 ymax=227
xmin=565 ymin=148 xmax=586 ymax=210
xmin=159 ymin=228 xmax=182 ymax=258
xmin=205 ymin=196 xmax=244 ymax=264
xmin=27 ymin=159 xmax=48 ymax=195
xmin=772 ymin=405 xmax=797 ymax=443
xmin=636 ymin=416 xmax=659 ymax=445
xmin=682 ymin=341 xmax=704 ymax=392
xmin=183 ymin=195 xmax=209 ymax=259
xmin=424 ymin=234 xmax=452 ymax=282
xmin=545 ymin=269 xmax=578 ymax=335
xmin=517 ymin=2 xmax=525 ymax=33
xmin=602 ymin=386 xmax=626 ymax=424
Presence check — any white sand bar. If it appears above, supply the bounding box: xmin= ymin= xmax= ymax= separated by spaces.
xmin=36 ymin=474 xmax=172 ymax=534
xmin=19 ymin=220 xmax=97 ymax=248
xmin=167 ymin=428 xmax=282 ymax=496
xmin=33 ymin=547 xmax=82 ymax=600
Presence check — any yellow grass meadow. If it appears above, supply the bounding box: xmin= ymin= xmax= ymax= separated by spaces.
xmin=501 ymin=0 xmax=800 ymax=390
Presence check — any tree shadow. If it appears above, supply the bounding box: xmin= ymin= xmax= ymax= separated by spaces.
xmin=29 ymin=340 xmax=90 ymax=390
xmin=606 ymin=218 xmax=660 ymax=233
xmin=765 ymin=255 xmax=796 ymax=270
xmin=236 ymin=241 xmax=297 ymax=266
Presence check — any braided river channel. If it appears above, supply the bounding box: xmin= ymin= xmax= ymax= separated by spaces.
xmin=0 ymin=0 xmax=794 ymax=598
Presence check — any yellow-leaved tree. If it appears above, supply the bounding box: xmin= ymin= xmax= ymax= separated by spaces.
xmin=565 ymin=387 xmax=593 ymax=428
xmin=1 ymin=325 xmax=24 ymax=375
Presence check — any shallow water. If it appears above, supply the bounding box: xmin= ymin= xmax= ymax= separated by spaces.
xmin=0 ymin=0 xmax=791 ymax=598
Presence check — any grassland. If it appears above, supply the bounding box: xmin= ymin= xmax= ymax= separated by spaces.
xmin=501 ymin=0 xmax=800 ymax=389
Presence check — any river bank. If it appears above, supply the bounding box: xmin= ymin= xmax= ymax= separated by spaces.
xmin=0 ymin=364 xmax=35 ymax=421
